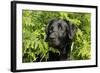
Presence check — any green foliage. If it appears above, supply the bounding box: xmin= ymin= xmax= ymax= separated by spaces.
xmin=22 ymin=10 xmax=91 ymax=62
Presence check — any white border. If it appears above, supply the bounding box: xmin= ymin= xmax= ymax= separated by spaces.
xmin=16 ymin=3 xmax=96 ymax=70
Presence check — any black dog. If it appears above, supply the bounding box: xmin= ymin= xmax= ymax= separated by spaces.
xmin=45 ymin=19 xmax=76 ymax=61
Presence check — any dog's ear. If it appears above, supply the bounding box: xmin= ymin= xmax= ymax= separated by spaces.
xmin=64 ymin=20 xmax=77 ymax=40
xmin=68 ymin=22 xmax=77 ymax=39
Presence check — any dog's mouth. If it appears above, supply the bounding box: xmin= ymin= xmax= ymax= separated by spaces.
xmin=50 ymin=38 xmax=56 ymax=42
xmin=48 ymin=38 xmax=60 ymax=47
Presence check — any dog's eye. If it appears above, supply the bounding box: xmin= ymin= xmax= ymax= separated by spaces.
xmin=50 ymin=27 xmax=53 ymax=31
xmin=49 ymin=27 xmax=53 ymax=33
xmin=49 ymin=30 xmax=52 ymax=33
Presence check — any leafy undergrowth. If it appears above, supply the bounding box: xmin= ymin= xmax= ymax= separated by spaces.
xmin=22 ymin=10 xmax=91 ymax=63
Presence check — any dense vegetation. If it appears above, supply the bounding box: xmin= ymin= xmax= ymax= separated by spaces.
xmin=22 ymin=10 xmax=91 ymax=63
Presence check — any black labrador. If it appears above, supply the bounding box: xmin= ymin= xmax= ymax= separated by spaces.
xmin=45 ymin=19 xmax=77 ymax=61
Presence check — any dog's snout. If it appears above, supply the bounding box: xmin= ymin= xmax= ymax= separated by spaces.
xmin=49 ymin=33 xmax=56 ymax=39
xmin=49 ymin=37 xmax=55 ymax=40
xmin=45 ymin=35 xmax=55 ymax=42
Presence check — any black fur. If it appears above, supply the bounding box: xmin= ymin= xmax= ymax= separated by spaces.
xmin=45 ymin=19 xmax=76 ymax=61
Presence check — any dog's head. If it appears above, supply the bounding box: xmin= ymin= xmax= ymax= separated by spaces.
xmin=45 ymin=19 xmax=76 ymax=49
